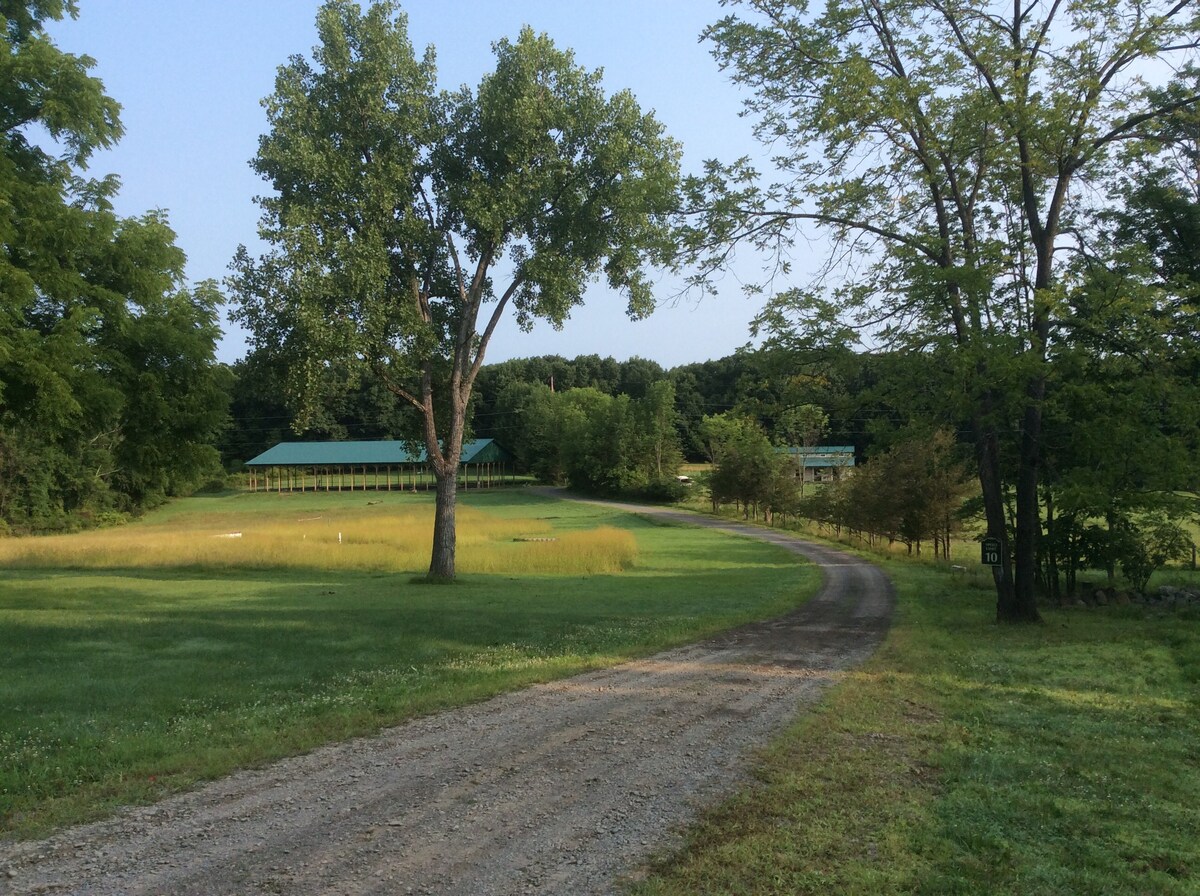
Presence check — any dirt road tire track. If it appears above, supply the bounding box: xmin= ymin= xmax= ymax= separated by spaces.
xmin=1 ymin=501 xmax=893 ymax=896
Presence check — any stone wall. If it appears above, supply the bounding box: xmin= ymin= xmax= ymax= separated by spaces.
xmin=1072 ymin=584 xmax=1200 ymax=609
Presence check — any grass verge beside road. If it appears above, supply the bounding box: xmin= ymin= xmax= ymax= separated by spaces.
xmin=0 ymin=490 xmax=819 ymax=839
xmin=631 ymin=561 xmax=1200 ymax=895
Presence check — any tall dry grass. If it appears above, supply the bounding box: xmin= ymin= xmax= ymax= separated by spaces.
xmin=0 ymin=508 xmax=637 ymax=575
xmin=465 ymin=526 xmax=637 ymax=575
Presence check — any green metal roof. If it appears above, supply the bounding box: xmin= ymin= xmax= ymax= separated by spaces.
xmin=778 ymin=446 xmax=856 ymax=468
xmin=246 ymin=439 xmax=509 ymax=467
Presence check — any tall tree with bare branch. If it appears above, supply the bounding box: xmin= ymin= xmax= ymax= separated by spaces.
xmin=232 ymin=1 xmax=681 ymax=580
xmin=684 ymin=0 xmax=1200 ymax=621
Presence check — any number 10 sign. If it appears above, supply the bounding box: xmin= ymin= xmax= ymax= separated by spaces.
xmin=980 ymin=536 xmax=1002 ymax=567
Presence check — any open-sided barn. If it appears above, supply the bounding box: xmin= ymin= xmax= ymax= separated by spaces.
xmin=244 ymin=439 xmax=513 ymax=493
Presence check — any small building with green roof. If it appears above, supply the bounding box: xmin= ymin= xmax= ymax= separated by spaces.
xmin=777 ymin=445 xmax=856 ymax=483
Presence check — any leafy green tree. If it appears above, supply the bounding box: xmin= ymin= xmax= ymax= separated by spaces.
xmin=107 ymin=278 xmax=231 ymax=506
xmin=232 ymin=1 xmax=681 ymax=580
xmin=496 ymin=380 xmax=565 ymax=481
xmin=1110 ymin=512 xmax=1194 ymax=595
xmin=1106 ymin=69 xmax=1200 ymax=291
xmin=1033 ymin=73 xmax=1200 ymax=598
xmin=1040 ymin=323 xmax=1199 ymax=598
xmin=569 ymin=355 xmax=624 ymax=395
xmin=802 ymin=429 xmax=973 ymax=556
xmin=0 ymin=3 xmax=228 ymax=528
xmin=702 ymin=412 xmax=791 ymax=519
xmin=633 ymin=380 xmax=682 ymax=481
xmin=685 ymin=0 xmax=1200 ymax=621
xmin=549 ymin=386 xmax=683 ymax=497
xmin=616 ymin=356 xmax=666 ymax=401
xmin=1 ymin=0 xmax=120 ymax=527
xmin=555 ymin=388 xmax=629 ymax=495
xmin=776 ymin=403 xmax=828 ymax=497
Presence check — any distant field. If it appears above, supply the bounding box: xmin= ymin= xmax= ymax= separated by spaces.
xmin=0 ymin=488 xmax=818 ymax=838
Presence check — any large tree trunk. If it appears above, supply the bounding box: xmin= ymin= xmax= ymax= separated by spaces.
xmin=428 ymin=465 xmax=458 ymax=582
xmin=1005 ymin=391 xmax=1045 ymax=623
xmin=973 ymin=423 xmax=1018 ymax=617
xmin=1044 ymin=487 xmax=1060 ymax=605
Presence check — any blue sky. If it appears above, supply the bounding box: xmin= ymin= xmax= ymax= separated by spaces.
xmin=49 ymin=1 xmax=783 ymax=368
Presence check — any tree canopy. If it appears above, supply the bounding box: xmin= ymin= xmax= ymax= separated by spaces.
xmin=684 ymin=0 xmax=1200 ymax=621
xmin=0 ymin=1 xmax=229 ymax=531
xmin=231 ymin=1 xmax=682 ymax=580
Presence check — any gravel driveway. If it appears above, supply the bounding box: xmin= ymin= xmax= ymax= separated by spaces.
xmin=0 ymin=502 xmax=893 ymax=896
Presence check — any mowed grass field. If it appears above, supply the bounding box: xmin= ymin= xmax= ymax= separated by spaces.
xmin=0 ymin=489 xmax=819 ymax=839
xmin=7 ymin=487 xmax=1198 ymax=893
xmin=632 ymin=561 xmax=1200 ymax=896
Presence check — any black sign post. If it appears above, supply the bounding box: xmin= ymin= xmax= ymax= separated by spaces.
xmin=980 ymin=536 xmax=1002 ymax=567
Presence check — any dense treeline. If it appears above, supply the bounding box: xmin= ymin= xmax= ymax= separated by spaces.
xmin=0 ymin=3 xmax=229 ymax=532
xmin=472 ymin=349 xmax=867 ymax=464
xmin=223 ymin=345 xmax=890 ymax=479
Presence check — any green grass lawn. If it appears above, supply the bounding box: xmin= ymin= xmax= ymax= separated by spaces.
xmin=9 ymin=486 xmax=1198 ymax=894
xmin=631 ymin=560 xmax=1200 ymax=895
xmin=0 ymin=489 xmax=819 ymax=839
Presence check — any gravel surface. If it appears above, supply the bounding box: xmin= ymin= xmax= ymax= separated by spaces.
xmin=0 ymin=503 xmax=893 ymax=896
